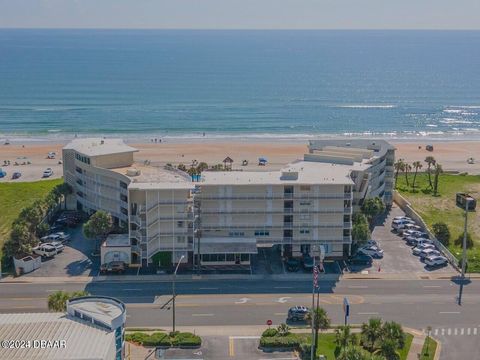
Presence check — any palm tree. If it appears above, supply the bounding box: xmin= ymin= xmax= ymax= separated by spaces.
xmin=433 ymin=163 xmax=443 ymax=196
xmin=47 ymin=290 xmax=89 ymax=312
xmin=411 ymin=161 xmax=422 ymax=190
xmin=404 ymin=163 xmax=411 ymax=187
xmin=361 ymin=318 xmax=383 ymax=353
xmin=337 ymin=346 xmax=387 ymax=360
xmin=375 ymin=338 xmax=399 ymax=360
xmin=335 ymin=325 xmax=357 ymax=352
xmin=307 ymin=307 xmax=331 ymax=356
xmin=276 ymin=323 xmax=290 ymax=336
xmin=424 ymin=156 xmax=436 ymax=189
xmin=393 ymin=159 xmax=404 ymax=186
xmin=381 ymin=321 xmax=406 ymax=349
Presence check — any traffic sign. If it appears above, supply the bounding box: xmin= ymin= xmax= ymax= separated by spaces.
xmin=343 ymin=297 xmax=350 ymax=325
xmin=266 ymin=319 xmax=273 ymax=326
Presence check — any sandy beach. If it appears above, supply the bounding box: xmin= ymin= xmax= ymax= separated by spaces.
xmin=1 ymin=139 xmax=479 ymax=183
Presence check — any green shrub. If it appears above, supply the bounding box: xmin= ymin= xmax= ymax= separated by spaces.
xmin=259 ymin=334 xmax=301 ymax=348
xmin=143 ymin=332 xmax=169 ymax=347
xmin=173 ymin=332 xmax=201 ymax=347
xmin=262 ymin=328 xmax=278 ymax=337
xmin=454 ymin=232 xmax=474 ymax=249
xmin=125 ymin=332 xmax=150 ymax=345
xmin=432 ymin=222 xmax=450 ymax=246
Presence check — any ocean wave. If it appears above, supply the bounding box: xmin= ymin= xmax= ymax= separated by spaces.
xmin=425 ymin=124 xmax=438 ymax=127
xmin=336 ymin=104 xmax=396 ymax=109
xmin=440 ymin=118 xmax=474 ymax=124
xmin=443 ymin=109 xmax=463 ymax=114
xmin=448 ymin=105 xmax=480 ymax=109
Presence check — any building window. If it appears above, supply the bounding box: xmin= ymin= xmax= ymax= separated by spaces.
xmin=120 ymin=207 xmax=128 ymax=215
xmin=300 ymin=229 xmax=310 ymax=234
xmin=299 ymin=214 xmax=310 ymax=220
xmin=299 ymin=201 xmax=311 ymax=206
xmin=226 ymin=254 xmax=235 ymax=261
xmin=300 ymin=185 xmax=311 ymax=191
xmin=120 ymin=181 xmax=128 ymax=189
xmin=177 ymin=221 xmax=184 ymax=228
xmin=229 ymin=231 xmax=245 ymax=237
xmin=120 ymin=194 xmax=128 ymax=202
xmin=254 ymin=230 xmax=270 ymax=236
xmin=240 ymin=254 xmax=249 ymax=262
xmin=176 ymin=236 xmax=185 ymax=243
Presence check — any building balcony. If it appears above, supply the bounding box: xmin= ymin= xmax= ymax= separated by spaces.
xmin=130 ymin=230 xmax=143 ymax=241
xmin=131 ymin=216 xmax=143 ymax=227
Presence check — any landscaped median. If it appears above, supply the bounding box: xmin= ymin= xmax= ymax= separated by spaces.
xmin=125 ymin=331 xmax=201 ymax=348
xmin=258 ymin=319 xmax=437 ymax=360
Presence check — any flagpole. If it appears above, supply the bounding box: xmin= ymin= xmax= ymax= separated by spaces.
xmin=310 ymin=246 xmax=316 ymax=360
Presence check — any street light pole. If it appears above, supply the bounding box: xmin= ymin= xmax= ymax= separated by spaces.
xmin=310 ymin=246 xmax=316 ymax=360
xmin=461 ymin=200 xmax=468 ymax=279
xmin=172 ymin=254 xmax=185 ymax=333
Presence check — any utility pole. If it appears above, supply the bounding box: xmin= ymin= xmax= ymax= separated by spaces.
xmin=461 ymin=199 xmax=468 ymax=279
xmin=310 ymin=246 xmax=316 ymax=360
xmin=172 ymin=254 xmax=185 ymax=333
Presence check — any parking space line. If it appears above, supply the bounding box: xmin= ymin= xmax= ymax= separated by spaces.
xmin=439 ymin=311 xmax=460 ymax=314
xmin=191 ymin=313 xmax=214 ymax=317
xmin=229 ymin=337 xmax=234 ymax=357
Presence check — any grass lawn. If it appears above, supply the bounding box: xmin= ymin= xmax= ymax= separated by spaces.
xmin=0 ymin=179 xmax=62 ymax=257
xmin=396 ymin=173 xmax=480 ymax=272
xmin=419 ymin=337 xmax=437 ymax=360
xmin=313 ymin=332 xmax=413 ymax=360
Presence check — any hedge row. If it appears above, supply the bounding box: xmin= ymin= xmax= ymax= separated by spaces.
xmin=126 ymin=331 xmax=201 ymax=347
xmin=259 ymin=333 xmax=302 ymax=348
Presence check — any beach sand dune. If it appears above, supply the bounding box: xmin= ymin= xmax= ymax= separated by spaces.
xmin=1 ymin=140 xmax=479 ymax=182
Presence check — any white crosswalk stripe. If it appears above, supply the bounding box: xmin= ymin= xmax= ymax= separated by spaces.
xmin=428 ymin=327 xmax=479 ymax=337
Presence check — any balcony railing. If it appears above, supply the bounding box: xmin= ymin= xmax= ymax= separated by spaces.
xmin=200 ymin=224 xmax=344 ymax=230
xmin=200 ymin=208 xmax=346 ymax=215
xmin=197 ymin=194 xmax=349 ymax=200
xmin=130 ymin=230 xmax=143 ymax=240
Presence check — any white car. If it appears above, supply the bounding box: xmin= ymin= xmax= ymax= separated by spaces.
xmin=52 ymin=232 xmax=70 ymax=242
xmin=41 ymin=234 xmax=61 ymax=243
xmin=412 ymin=244 xmax=435 ymax=256
xmin=392 ymin=219 xmax=415 ymax=231
xmin=424 ymin=255 xmax=448 ymax=267
xmin=32 ymin=244 xmax=57 ymax=258
xmin=402 ymin=230 xmax=429 ymax=239
xmin=358 ymin=246 xmax=384 ymax=259
xmin=42 ymin=168 xmax=53 ymax=178
xmin=45 ymin=241 xmax=65 ymax=253
xmin=393 ymin=216 xmax=412 ymax=222
xmin=47 ymin=152 xmax=56 ymax=159
xmin=420 ymin=248 xmax=441 ymax=260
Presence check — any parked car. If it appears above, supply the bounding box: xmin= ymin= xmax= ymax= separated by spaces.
xmin=392 ymin=219 xmax=415 ymax=231
xmin=419 ymin=248 xmax=441 ymax=260
xmin=358 ymin=246 xmax=384 ymax=259
xmin=42 ymin=168 xmax=53 ymax=178
xmin=286 ymin=258 xmax=300 ymax=272
xmin=45 ymin=241 xmax=65 ymax=253
xmin=393 ymin=216 xmax=412 ymax=221
xmin=53 ymin=232 xmax=71 ymax=242
xmin=349 ymin=254 xmax=373 ymax=266
xmin=287 ymin=306 xmax=310 ymax=322
xmin=302 ymin=255 xmax=314 ymax=271
xmin=406 ymin=236 xmax=433 ymax=247
xmin=100 ymin=261 xmax=126 ymax=274
xmin=47 ymin=152 xmax=56 ymax=159
xmin=41 ymin=234 xmax=62 ymax=243
xmin=402 ymin=223 xmax=422 ymax=233
xmin=424 ymin=255 xmax=448 ymax=268
xmin=11 ymin=171 xmax=21 ymax=179
xmin=32 ymin=244 xmax=57 ymax=258
xmin=402 ymin=230 xmax=428 ymax=240
xmin=412 ymin=244 xmax=436 ymax=256
xmin=365 ymin=240 xmax=378 ymax=247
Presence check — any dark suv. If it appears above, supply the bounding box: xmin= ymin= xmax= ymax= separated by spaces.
xmin=287 ymin=306 xmax=310 ymax=322
xmin=349 ymin=254 xmax=373 ymax=266
xmin=100 ymin=261 xmax=126 ymax=274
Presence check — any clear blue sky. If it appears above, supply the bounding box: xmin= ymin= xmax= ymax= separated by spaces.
xmin=0 ymin=0 xmax=479 ymax=30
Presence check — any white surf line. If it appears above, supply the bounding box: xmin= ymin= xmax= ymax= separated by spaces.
xmin=439 ymin=311 xmax=460 ymax=314
xmin=274 ymin=286 xmax=293 ymax=289
xmin=191 ymin=313 xmax=214 ymax=317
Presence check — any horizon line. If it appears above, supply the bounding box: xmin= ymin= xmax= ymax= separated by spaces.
xmin=1 ymin=27 xmax=480 ymax=31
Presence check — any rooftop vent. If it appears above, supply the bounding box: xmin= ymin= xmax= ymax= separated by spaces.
xmin=126 ymin=168 xmax=141 ymax=177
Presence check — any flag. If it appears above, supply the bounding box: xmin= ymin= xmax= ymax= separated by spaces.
xmin=313 ymin=264 xmax=319 ymax=288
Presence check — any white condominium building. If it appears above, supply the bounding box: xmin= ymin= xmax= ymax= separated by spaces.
xmin=63 ymin=138 xmax=394 ymax=268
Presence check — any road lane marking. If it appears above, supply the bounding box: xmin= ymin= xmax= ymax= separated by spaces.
xmin=235 ymin=297 xmax=251 ymax=304
xmin=447 ymin=329 xmax=451 ymax=335
xmin=439 ymin=311 xmax=460 ymax=314
xmin=461 ymin=328 xmax=464 ymax=335
xmin=434 ymin=329 xmax=438 ymax=336
xmin=467 ymin=328 xmax=471 ymax=335
xmin=276 ymin=297 xmax=291 ymax=303
xmin=229 ymin=337 xmax=234 ymax=357
xmin=423 ymin=285 xmax=441 ymax=288
xmin=474 ymin=328 xmax=477 ymax=335
xmin=441 ymin=329 xmax=445 ymax=336
xmin=357 ymin=312 xmax=379 ymax=315
xmin=454 ymin=328 xmax=458 ymax=335
xmin=191 ymin=313 xmax=214 ymax=317
xmin=230 ymin=336 xmax=260 ymax=339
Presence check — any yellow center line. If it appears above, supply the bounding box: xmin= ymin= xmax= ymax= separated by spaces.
xmin=229 ymin=337 xmax=235 ymax=357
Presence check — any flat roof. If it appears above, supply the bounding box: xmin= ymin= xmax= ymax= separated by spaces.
xmin=64 ymin=138 xmax=138 ymax=157
xmin=194 ymin=237 xmax=258 ymax=254
xmin=308 ymin=139 xmax=395 ymax=158
xmin=200 ymin=160 xmax=354 ymax=185
xmin=103 ymin=233 xmax=130 ymax=247
xmin=0 ymin=313 xmax=114 ymax=359
xmin=68 ymin=300 xmax=123 ymax=327
xmin=111 ymin=163 xmax=193 ymax=188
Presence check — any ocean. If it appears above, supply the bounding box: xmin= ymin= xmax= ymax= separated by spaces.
xmin=0 ymin=29 xmax=479 ymax=141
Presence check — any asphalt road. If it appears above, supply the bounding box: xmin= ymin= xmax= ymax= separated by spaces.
xmin=0 ymin=278 xmax=478 ymax=360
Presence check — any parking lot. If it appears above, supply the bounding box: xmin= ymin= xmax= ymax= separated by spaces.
xmin=25 ymin=226 xmax=99 ymax=278
xmin=364 ymin=204 xmax=455 ymax=275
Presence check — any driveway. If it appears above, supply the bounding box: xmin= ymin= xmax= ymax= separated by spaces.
xmin=24 ymin=226 xmax=99 ymax=277
xmin=369 ymin=204 xmax=455 ymax=274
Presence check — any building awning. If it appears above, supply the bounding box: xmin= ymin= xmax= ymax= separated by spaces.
xmin=195 ymin=237 xmax=258 ymax=255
